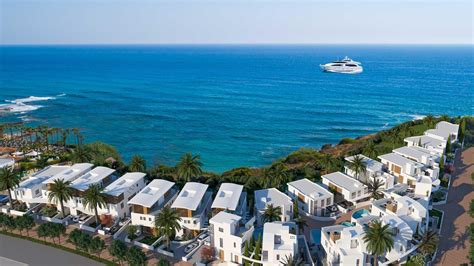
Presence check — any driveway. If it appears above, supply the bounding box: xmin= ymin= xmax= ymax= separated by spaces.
xmin=434 ymin=147 xmax=474 ymax=265
xmin=0 ymin=234 xmax=102 ymax=266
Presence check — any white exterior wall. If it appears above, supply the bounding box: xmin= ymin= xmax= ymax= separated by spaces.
xmin=287 ymin=185 xmax=333 ymax=216
xmin=210 ymin=217 xmax=254 ymax=264
xmin=321 ymin=227 xmax=367 ymax=266
xmin=321 ymin=178 xmax=368 ymax=203
xmin=256 ymin=203 xmax=292 ymax=225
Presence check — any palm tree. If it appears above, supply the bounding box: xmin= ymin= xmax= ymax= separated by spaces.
xmin=154 ymin=206 xmax=182 ymax=250
xmin=0 ymin=167 xmax=21 ymax=208
xmin=294 ymin=217 xmax=307 ymax=234
xmin=363 ymin=220 xmax=395 ymax=266
xmin=82 ymin=184 xmax=107 ymax=226
xmin=70 ymin=146 xmax=92 ymax=163
xmin=270 ymin=162 xmax=289 ymax=188
xmin=417 ymin=230 xmax=439 ymax=256
xmin=129 ymin=155 xmax=146 ymax=172
xmin=424 ymin=114 xmax=435 ymax=127
xmin=47 ymin=178 xmax=73 ymax=218
xmin=348 ymin=155 xmax=367 ymax=181
xmin=280 ymin=254 xmax=303 ymax=266
xmin=262 ymin=204 xmax=282 ymax=223
xmin=176 ymin=153 xmax=203 ymax=181
xmin=368 ymin=177 xmax=385 ymax=200
xmin=363 ymin=141 xmax=378 ymax=159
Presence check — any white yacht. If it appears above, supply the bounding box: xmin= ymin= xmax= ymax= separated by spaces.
xmin=320 ymin=56 xmax=363 ymax=74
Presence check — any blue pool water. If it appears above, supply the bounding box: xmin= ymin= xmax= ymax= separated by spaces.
xmin=352 ymin=208 xmax=370 ymax=219
xmin=310 ymin=229 xmax=321 ymax=245
xmin=341 ymin=221 xmax=354 ymax=227
xmin=0 ymin=45 xmax=472 ymax=172
xmin=253 ymin=227 xmax=263 ymax=239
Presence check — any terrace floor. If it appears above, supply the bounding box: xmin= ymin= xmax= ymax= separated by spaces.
xmin=434 ymin=147 xmax=473 ymax=266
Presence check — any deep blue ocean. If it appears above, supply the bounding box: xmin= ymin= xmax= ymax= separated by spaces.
xmin=0 ymin=45 xmax=472 ymax=172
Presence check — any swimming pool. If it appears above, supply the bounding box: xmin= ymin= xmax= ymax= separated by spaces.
xmin=310 ymin=229 xmax=321 ymax=245
xmin=341 ymin=221 xmax=354 ymax=227
xmin=253 ymin=227 xmax=263 ymax=239
xmin=352 ymin=208 xmax=369 ymax=219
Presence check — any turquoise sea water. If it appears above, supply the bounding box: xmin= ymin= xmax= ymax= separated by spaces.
xmin=0 ymin=45 xmax=472 ymax=172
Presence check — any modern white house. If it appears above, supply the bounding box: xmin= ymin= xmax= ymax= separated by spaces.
xmin=287 ymin=178 xmax=333 ymax=217
xmin=42 ymin=163 xmax=94 ymax=199
xmin=378 ymin=152 xmax=437 ymax=197
xmin=393 ymin=146 xmax=440 ymax=182
xmin=171 ymin=182 xmax=213 ymax=237
xmin=209 ymin=211 xmax=254 ymax=264
xmin=321 ymin=172 xmax=369 ymax=203
xmin=211 ymin=183 xmax=247 ymax=217
xmin=424 ymin=121 xmax=459 ymax=142
xmin=0 ymin=158 xmax=15 ymax=169
xmin=344 ymin=155 xmax=385 ymax=182
xmin=322 ymin=213 xmax=415 ymax=266
xmin=371 ymin=194 xmax=428 ymax=232
xmin=404 ymin=135 xmax=446 ymax=156
xmin=254 ymin=188 xmax=293 ymax=225
xmin=68 ymin=166 xmax=116 ymax=216
xmin=128 ymin=179 xmax=178 ymax=233
xmin=99 ymin=172 xmax=146 ymax=219
xmin=261 ymin=222 xmax=298 ymax=265
xmin=13 ymin=165 xmax=71 ymax=206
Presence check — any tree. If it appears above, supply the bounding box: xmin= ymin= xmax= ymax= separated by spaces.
xmin=154 ymin=206 xmax=182 ymax=250
xmin=439 ymin=153 xmax=445 ymax=172
xmin=47 ymin=178 xmax=73 ymax=218
xmin=176 ymin=153 xmax=203 ymax=181
xmin=280 ymin=254 xmax=304 ymax=266
xmin=68 ymin=229 xmax=83 ymax=249
xmin=70 ymin=146 xmax=92 ymax=163
xmin=109 ymin=240 xmax=128 ymax=266
xmin=243 ymin=241 xmax=250 ymax=266
xmin=127 ymin=224 xmax=138 ymax=240
xmin=459 ymin=118 xmax=466 ymax=142
xmin=363 ymin=220 xmax=395 ymax=266
xmin=254 ymin=234 xmax=262 ymax=262
xmin=293 ymin=199 xmax=299 ymax=219
xmin=157 ymin=259 xmax=170 ymax=266
xmin=77 ymin=231 xmax=92 ymax=251
xmin=126 ymin=246 xmax=147 ymax=266
xmin=0 ymin=213 xmax=10 ymax=231
xmin=16 ymin=215 xmax=35 ymax=237
xmin=348 ymin=155 xmax=367 ymax=181
xmin=90 ymin=236 xmax=106 ymax=258
xmin=363 ymin=141 xmax=378 ymax=159
xmin=368 ymin=177 xmax=385 ymax=200
xmin=294 ymin=217 xmax=307 ymax=234
xmin=37 ymin=223 xmax=50 ymax=242
xmin=270 ymin=162 xmax=289 ymax=188
xmin=200 ymin=246 xmax=214 ymax=262
xmin=129 ymin=155 xmax=146 ymax=172
xmin=52 ymin=223 xmax=66 ymax=243
xmin=417 ymin=230 xmax=439 ymax=257
xmin=446 ymin=135 xmax=452 ymax=154
xmin=0 ymin=167 xmax=21 ymax=208
xmin=262 ymin=204 xmax=282 ymax=223
xmin=82 ymin=183 xmax=106 ymax=226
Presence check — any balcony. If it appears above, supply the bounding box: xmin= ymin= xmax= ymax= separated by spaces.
xmin=330 ymin=231 xmax=341 ymax=243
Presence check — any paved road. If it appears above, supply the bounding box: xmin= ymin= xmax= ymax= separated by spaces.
xmin=0 ymin=234 xmax=103 ymax=266
xmin=434 ymin=147 xmax=474 ymax=266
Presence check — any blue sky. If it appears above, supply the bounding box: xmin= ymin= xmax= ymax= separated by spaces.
xmin=1 ymin=0 xmax=472 ymax=45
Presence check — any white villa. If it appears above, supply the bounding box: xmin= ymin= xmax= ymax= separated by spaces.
xmin=128 ymin=179 xmax=178 ymax=233
xmin=171 ymin=182 xmax=213 ymax=237
xmin=424 ymin=121 xmax=459 ymax=142
xmin=261 ymin=222 xmax=298 ymax=265
xmin=404 ymin=135 xmax=446 ymax=156
xmin=287 ymin=178 xmax=333 ymax=217
xmin=68 ymin=166 xmax=116 ymax=216
xmin=211 ymin=183 xmax=247 ymax=217
xmin=322 ymin=172 xmax=369 ymax=203
xmin=209 ymin=211 xmax=254 ymax=264
xmin=344 ymin=155 xmax=384 ymax=182
xmin=13 ymin=165 xmax=71 ymax=206
xmin=42 ymin=163 xmax=94 ymax=199
xmin=0 ymin=157 xmax=15 ymax=169
xmin=99 ymin=172 xmax=146 ymax=219
xmin=254 ymin=188 xmax=293 ymax=224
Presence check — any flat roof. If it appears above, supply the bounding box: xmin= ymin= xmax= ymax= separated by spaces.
xmin=43 ymin=163 xmax=93 ymax=184
xmin=262 ymin=222 xmax=294 ymax=251
xmin=378 ymin=153 xmax=424 ymax=168
xmin=71 ymin=166 xmax=115 ymax=191
xmin=20 ymin=165 xmax=70 ymax=189
xmin=345 ymin=154 xmax=384 ymax=173
xmin=0 ymin=158 xmax=14 ymax=168
xmin=209 ymin=211 xmax=241 ymax=225
xmin=322 ymin=172 xmax=366 ymax=192
xmin=287 ymin=178 xmax=331 ymax=200
xmin=128 ymin=179 xmax=175 ymax=208
xmin=103 ymin=172 xmax=145 ymax=197
xmin=171 ymin=182 xmax=209 ymax=211
xmin=254 ymin=188 xmax=292 ymax=211
xmin=211 ymin=183 xmax=243 ymax=211
xmin=431 ymin=121 xmax=459 ymax=138
xmin=405 ymin=135 xmax=445 ymax=148
xmin=393 ymin=146 xmax=433 ymax=163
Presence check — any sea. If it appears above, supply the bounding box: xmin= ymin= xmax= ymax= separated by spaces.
xmin=0 ymin=45 xmax=472 ymax=172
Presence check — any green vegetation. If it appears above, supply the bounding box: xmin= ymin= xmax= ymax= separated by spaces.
xmin=0 ymin=167 xmax=21 ymax=208
xmin=261 ymin=204 xmax=282 ymax=223
xmin=368 ymin=177 xmax=385 ymax=200
xmin=176 ymin=152 xmax=203 ymax=182
xmin=417 ymin=230 xmax=439 ymax=260
xmin=469 ymin=223 xmax=474 ymax=265
xmin=126 ymin=246 xmax=147 ymax=266
xmin=154 ymin=205 xmax=182 ymax=250
xmin=129 ymin=155 xmax=147 ymax=172
xmin=429 ymin=209 xmax=443 ymax=229
xmin=347 ymin=154 xmax=367 ymax=180
xmin=363 ymin=220 xmax=395 ymax=266
xmin=109 ymin=239 xmax=128 ymax=265
xmin=82 ymin=183 xmax=107 ymax=226
xmin=47 ymin=178 xmax=74 ymax=218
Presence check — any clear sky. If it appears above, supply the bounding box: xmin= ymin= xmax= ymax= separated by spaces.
xmin=1 ymin=0 xmax=472 ymax=45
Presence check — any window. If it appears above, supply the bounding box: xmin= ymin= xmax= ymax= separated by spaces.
xmin=35 ymin=189 xmax=40 ymax=195
xmin=357 ymin=191 xmax=361 ymax=197
xmin=233 ymin=242 xmax=236 ymax=248
xmin=356 ymin=259 xmax=360 ymax=266
xmin=351 ymin=192 xmax=356 ymax=199
xmin=149 ymin=217 xmax=152 ymax=221
xmin=327 ymin=198 xmax=331 ymax=205
xmin=219 ymin=227 xmax=224 ymax=232
xmin=276 ymin=254 xmax=280 ymax=261
xmin=120 ymin=202 xmax=124 ymax=209
xmin=219 ymin=238 xmax=223 ymax=248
